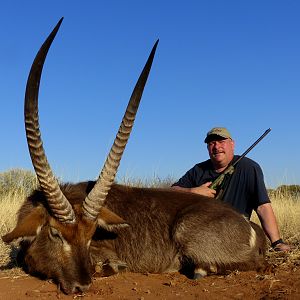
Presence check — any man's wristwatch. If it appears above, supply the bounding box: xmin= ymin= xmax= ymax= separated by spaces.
xmin=271 ymin=238 xmax=284 ymax=248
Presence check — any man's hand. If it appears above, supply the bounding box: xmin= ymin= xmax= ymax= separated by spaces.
xmin=190 ymin=182 xmax=216 ymax=198
xmin=171 ymin=182 xmax=216 ymax=198
xmin=273 ymin=242 xmax=295 ymax=252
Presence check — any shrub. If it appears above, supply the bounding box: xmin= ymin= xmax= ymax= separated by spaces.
xmin=0 ymin=169 xmax=37 ymax=197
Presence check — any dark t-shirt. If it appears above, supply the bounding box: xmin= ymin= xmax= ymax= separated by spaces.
xmin=172 ymin=155 xmax=270 ymax=218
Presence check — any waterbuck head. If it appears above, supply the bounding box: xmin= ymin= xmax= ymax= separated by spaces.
xmin=2 ymin=18 xmax=158 ymax=294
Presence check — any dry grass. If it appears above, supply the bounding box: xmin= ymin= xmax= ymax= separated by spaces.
xmin=251 ymin=192 xmax=300 ymax=247
xmin=0 ymin=190 xmax=25 ymax=264
xmin=0 ymin=169 xmax=37 ymax=270
xmin=0 ymin=169 xmax=299 ymax=276
xmin=251 ymin=191 xmax=300 ymax=275
xmin=118 ymin=174 xmax=175 ymax=188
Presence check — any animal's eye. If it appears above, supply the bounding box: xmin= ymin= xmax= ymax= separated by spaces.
xmin=49 ymin=227 xmax=63 ymax=242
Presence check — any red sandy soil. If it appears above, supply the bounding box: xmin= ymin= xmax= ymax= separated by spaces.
xmin=0 ymin=251 xmax=299 ymax=300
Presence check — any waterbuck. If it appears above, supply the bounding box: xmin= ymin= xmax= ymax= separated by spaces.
xmin=2 ymin=18 xmax=267 ymax=294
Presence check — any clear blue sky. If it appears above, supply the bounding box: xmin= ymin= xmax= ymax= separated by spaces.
xmin=1 ymin=1 xmax=299 ymax=188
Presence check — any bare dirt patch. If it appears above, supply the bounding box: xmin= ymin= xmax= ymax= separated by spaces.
xmin=0 ymin=250 xmax=299 ymax=300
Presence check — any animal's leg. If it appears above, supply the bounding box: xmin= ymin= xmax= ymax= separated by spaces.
xmin=91 ymin=245 xmax=127 ymax=276
xmin=193 ymin=263 xmax=219 ymax=279
xmin=98 ymin=259 xmax=128 ymax=276
xmin=193 ymin=267 xmax=207 ymax=279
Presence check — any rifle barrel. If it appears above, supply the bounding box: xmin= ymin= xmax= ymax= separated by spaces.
xmin=233 ymin=128 xmax=271 ymax=167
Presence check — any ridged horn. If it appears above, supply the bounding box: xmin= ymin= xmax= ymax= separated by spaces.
xmin=24 ymin=18 xmax=76 ymax=223
xmin=82 ymin=40 xmax=159 ymax=220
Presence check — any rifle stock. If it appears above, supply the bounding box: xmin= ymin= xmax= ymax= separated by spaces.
xmin=209 ymin=165 xmax=234 ymax=190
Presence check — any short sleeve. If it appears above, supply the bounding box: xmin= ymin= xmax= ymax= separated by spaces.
xmin=172 ymin=164 xmax=205 ymax=188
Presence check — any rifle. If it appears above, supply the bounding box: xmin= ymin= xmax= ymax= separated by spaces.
xmin=210 ymin=128 xmax=271 ymax=200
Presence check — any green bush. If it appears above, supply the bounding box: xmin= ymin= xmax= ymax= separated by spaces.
xmin=0 ymin=169 xmax=38 ymax=197
xmin=268 ymin=184 xmax=300 ymax=199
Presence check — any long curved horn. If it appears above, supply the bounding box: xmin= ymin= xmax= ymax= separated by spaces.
xmin=25 ymin=18 xmax=76 ymax=223
xmin=82 ymin=40 xmax=159 ymax=220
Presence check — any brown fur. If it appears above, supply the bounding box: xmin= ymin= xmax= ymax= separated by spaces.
xmin=2 ymin=181 xmax=267 ymax=294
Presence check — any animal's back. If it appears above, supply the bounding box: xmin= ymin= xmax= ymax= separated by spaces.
xmin=91 ymin=184 xmax=266 ymax=274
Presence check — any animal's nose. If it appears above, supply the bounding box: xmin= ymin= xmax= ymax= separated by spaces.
xmin=72 ymin=282 xmax=91 ymax=293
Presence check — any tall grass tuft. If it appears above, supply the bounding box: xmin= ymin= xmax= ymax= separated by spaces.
xmin=118 ymin=174 xmax=175 ymax=188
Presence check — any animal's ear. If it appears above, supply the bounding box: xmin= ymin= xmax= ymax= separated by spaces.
xmin=2 ymin=207 xmax=46 ymax=243
xmin=97 ymin=207 xmax=129 ymax=231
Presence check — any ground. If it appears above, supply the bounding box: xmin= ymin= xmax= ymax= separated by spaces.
xmin=0 ymin=250 xmax=299 ymax=300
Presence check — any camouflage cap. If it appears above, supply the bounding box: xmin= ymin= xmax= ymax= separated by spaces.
xmin=204 ymin=127 xmax=232 ymax=143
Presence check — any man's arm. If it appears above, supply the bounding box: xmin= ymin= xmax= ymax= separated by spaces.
xmin=171 ymin=182 xmax=216 ymax=198
xmin=256 ymin=203 xmax=292 ymax=251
